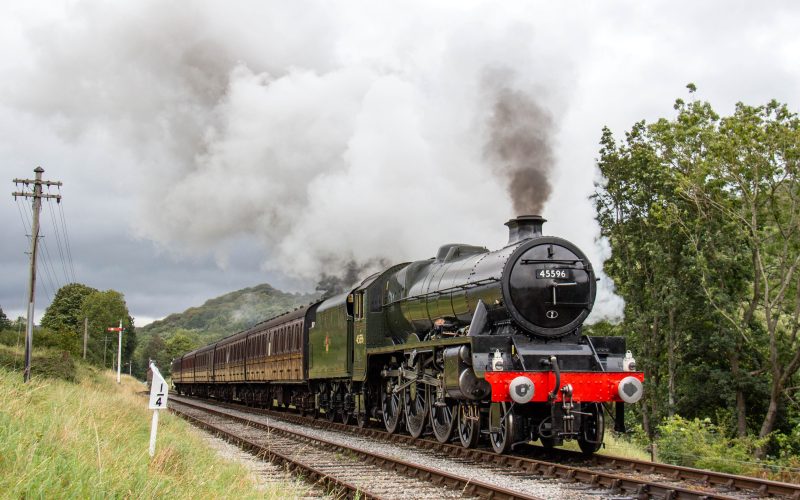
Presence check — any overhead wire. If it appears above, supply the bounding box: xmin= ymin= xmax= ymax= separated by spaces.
xmin=13 ymin=195 xmax=32 ymax=372
xmin=13 ymin=195 xmax=51 ymax=343
xmin=29 ymin=196 xmax=62 ymax=295
xmin=18 ymin=196 xmax=54 ymax=304
xmin=56 ymin=186 xmax=77 ymax=283
xmin=45 ymin=197 xmax=71 ymax=284
xmin=38 ymin=236 xmax=61 ymax=299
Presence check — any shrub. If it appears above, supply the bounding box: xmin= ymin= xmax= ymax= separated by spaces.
xmin=656 ymin=415 xmax=764 ymax=474
xmin=0 ymin=346 xmax=77 ymax=382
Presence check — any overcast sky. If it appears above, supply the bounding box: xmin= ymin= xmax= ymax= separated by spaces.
xmin=1 ymin=1 xmax=799 ymax=327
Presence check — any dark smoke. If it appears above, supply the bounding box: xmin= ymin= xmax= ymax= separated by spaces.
xmin=485 ymin=84 xmax=554 ymax=215
xmin=314 ymin=258 xmax=389 ymax=297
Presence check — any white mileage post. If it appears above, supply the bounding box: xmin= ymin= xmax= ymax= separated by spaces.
xmin=148 ymin=362 xmax=169 ymax=457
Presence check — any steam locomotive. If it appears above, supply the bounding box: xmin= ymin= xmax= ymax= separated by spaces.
xmin=172 ymin=216 xmax=644 ymax=454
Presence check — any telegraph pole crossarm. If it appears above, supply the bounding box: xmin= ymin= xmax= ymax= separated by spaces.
xmin=11 ymin=167 xmax=63 ymax=383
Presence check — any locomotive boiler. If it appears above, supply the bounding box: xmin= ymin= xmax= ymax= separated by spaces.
xmin=172 ymin=216 xmax=644 ymax=455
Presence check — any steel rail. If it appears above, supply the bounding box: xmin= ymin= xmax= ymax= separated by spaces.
xmin=264 ymin=403 xmax=800 ymax=500
xmin=173 ymin=408 xmax=360 ymax=498
xmin=170 ymin=399 xmax=764 ymax=499
xmin=533 ymin=446 xmax=800 ymax=499
xmin=170 ymin=397 xmax=543 ymax=500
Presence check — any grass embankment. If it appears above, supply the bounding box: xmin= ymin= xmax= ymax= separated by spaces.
xmin=0 ymin=347 xmax=303 ymax=499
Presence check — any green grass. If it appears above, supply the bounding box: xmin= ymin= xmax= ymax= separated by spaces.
xmin=553 ymin=431 xmax=652 ymax=461
xmin=598 ymin=432 xmax=652 ymax=460
xmin=0 ymin=350 xmax=307 ymax=499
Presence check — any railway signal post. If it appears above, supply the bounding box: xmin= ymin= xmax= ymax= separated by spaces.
xmin=12 ymin=167 xmax=62 ymax=383
xmin=107 ymin=321 xmax=123 ymax=383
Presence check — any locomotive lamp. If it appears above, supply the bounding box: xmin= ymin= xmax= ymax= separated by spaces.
xmin=618 ymin=376 xmax=644 ymax=403
xmin=491 ymin=349 xmax=504 ymax=371
xmin=622 ymin=350 xmax=637 ymax=371
xmin=509 ymin=376 xmax=535 ymax=404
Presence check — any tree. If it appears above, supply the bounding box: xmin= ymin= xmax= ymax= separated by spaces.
xmin=0 ymin=306 xmax=10 ymax=330
xmin=79 ymin=290 xmax=132 ymax=368
xmin=165 ymin=329 xmax=199 ymax=363
xmin=593 ymin=119 xmax=713 ymax=436
xmin=595 ymin=88 xmax=800 ymax=456
xmin=41 ymin=283 xmax=98 ymax=333
xmin=676 ymin=99 xmax=800 ymax=450
xmin=139 ymin=335 xmax=170 ymax=376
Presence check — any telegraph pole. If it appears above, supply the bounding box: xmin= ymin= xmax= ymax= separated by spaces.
xmin=103 ymin=335 xmax=109 ymax=367
xmin=83 ymin=317 xmax=88 ymax=359
xmin=12 ymin=167 xmax=62 ymax=383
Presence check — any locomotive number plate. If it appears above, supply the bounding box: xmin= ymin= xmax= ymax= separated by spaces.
xmin=536 ymin=268 xmax=572 ymax=279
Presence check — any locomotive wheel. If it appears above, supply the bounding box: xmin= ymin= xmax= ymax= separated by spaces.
xmin=457 ymin=402 xmax=480 ymax=449
xmin=489 ymin=402 xmax=518 ymax=454
xmin=404 ymin=378 xmax=429 ymax=439
xmin=578 ymin=403 xmax=604 ymax=455
xmin=429 ymin=398 xmax=456 ymax=443
xmin=382 ymin=382 xmax=402 ymax=434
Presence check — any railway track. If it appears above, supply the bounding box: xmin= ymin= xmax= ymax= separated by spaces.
xmin=172 ymin=394 xmax=800 ymax=499
xmin=170 ymin=396 xmax=555 ymax=499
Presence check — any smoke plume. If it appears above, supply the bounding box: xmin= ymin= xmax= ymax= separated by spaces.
xmin=485 ymin=82 xmax=555 ymax=215
xmin=2 ymin=2 xmax=566 ymax=287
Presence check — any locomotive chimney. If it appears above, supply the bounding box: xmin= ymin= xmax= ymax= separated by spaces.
xmin=505 ymin=215 xmax=546 ymax=245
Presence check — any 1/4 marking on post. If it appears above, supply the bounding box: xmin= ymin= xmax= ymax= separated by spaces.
xmin=148 ymin=366 xmax=169 ymax=409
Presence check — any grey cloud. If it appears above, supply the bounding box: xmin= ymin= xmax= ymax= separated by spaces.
xmin=2 ymin=1 xmax=800 ymax=326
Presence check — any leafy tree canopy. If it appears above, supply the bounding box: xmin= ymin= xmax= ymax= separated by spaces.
xmin=0 ymin=306 xmax=10 ymax=331
xmin=41 ymin=283 xmax=98 ymax=333
xmin=594 ymin=87 xmax=800 ymax=457
xmin=79 ymin=290 xmax=133 ymax=367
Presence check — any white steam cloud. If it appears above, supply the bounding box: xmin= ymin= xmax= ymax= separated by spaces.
xmin=4 ymin=2 xmax=580 ymax=290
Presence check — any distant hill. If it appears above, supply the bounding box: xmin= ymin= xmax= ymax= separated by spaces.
xmin=139 ymin=283 xmax=319 ymax=345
